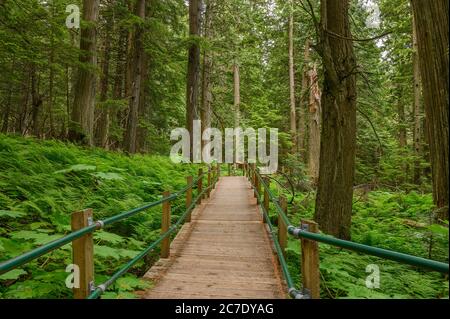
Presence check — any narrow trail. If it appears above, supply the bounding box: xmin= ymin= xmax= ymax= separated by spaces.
xmin=141 ymin=176 xmax=286 ymax=299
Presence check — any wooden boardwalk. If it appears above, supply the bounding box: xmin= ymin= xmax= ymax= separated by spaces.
xmin=141 ymin=176 xmax=286 ymax=299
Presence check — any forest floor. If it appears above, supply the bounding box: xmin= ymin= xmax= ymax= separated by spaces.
xmin=0 ymin=135 xmax=448 ymax=299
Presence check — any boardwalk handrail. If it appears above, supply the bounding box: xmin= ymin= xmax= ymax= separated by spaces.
xmin=245 ymin=164 xmax=449 ymax=298
xmin=0 ymin=164 xmax=220 ymax=299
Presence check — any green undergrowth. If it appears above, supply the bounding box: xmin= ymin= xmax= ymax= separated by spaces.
xmin=0 ymin=134 xmax=204 ymax=299
xmin=268 ymin=179 xmax=449 ymax=299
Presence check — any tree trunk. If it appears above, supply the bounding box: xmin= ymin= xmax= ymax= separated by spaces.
xmin=95 ymin=19 xmax=112 ymax=148
xmin=201 ymin=0 xmax=213 ymax=150
xmin=16 ymin=69 xmax=31 ymax=135
xmin=1 ymin=87 xmax=12 ymax=133
xmin=298 ymin=39 xmax=310 ymax=162
xmin=123 ymin=0 xmax=145 ymax=154
xmin=411 ymin=0 xmax=449 ymax=220
xmin=186 ymin=0 xmax=201 ymax=161
xmin=136 ymin=51 xmax=149 ymax=152
xmin=307 ymin=64 xmax=321 ymax=185
xmin=233 ymin=62 xmax=241 ymax=164
xmin=397 ymin=86 xmax=408 ymax=183
xmin=109 ymin=28 xmax=127 ymax=150
xmin=288 ymin=1 xmax=296 ymax=153
xmin=30 ymin=65 xmax=42 ymax=137
xmin=1 ymin=60 xmax=14 ymax=133
xmin=314 ymin=0 xmax=357 ymax=240
xmin=47 ymin=3 xmax=55 ymax=138
xmin=233 ymin=62 xmax=240 ymax=129
xmin=69 ymin=0 xmax=99 ymax=145
xmin=412 ymin=13 xmax=422 ymax=185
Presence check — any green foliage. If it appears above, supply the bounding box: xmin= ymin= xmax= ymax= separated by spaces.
xmin=269 ymin=181 xmax=449 ymax=299
xmin=0 ymin=135 xmax=202 ymax=299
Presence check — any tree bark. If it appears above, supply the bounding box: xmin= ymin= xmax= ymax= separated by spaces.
xmin=123 ymin=0 xmax=145 ymax=154
xmin=397 ymin=86 xmax=408 ymax=183
xmin=298 ymin=39 xmax=310 ymax=162
xmin=69 ymin=0 xmax=99 ymax=145
xmin=233 ymin=62 xmax=240 ymax=129
xmin=16 ymin=68 xmax=31 ymax=135
xmin=307 ymin=64 xmax=321 ymax=185
xmin=314 ymin=0 xmax=357 ymax=240
xmin=30 ymin=65 xmax=42 ymax=137
xmin=1 ymin=59 xmax=14 ymax=133
xmin=288 ymin=1 xmax=296 ymax=153
xmin=186 ymin=0 xmax=201 ymax=161
xmin=412 ymin=13 xmax=422 ymax=185
xmin=201 ymin=0 xmax=213 ymax=150
xmin=411 ymin=0 xmax=449 ymax=220
xmin=95 ymin=17 xmax=112 ymax=148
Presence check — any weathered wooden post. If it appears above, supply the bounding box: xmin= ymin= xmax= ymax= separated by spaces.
xmin=300 ymin=219 xmax=320 ymax=299
xmin=215 ymin=163 xmax=220 ymax=187
xmin=278 ymin=196 xmax=288 ymax=258
xmin=161 ymin=191 xmax=171 ymax=258
xmin=251 ymin=164 xmax=256 ymax=197
xmin=207 ymin=167 xmax=212 ymax=198
xmin=197 ymin=168 xmax=203 ymax=204
xmin=228 ymin=163 xmax=231 ymax=176
xmin=263 ymin=177 xmax=270 ymax=223
xmin=186 ymin=176 xmax=193 ymax=222
xmin=256 ymin=169 xmax=261 ymax=203
xmin=71 ymin=209 xmax=94 ymax=299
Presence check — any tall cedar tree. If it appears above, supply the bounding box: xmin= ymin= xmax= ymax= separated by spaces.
xmin=411 ymin=0 xmax=449 ymax=220
xmin=69 ymin=0 xmax=99 ymax=145
xmin=314 ymin=0 xmax=357 ymax=240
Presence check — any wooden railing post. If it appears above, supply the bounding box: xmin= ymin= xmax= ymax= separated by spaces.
xmin=71 ymin=209 xmax=94 ymax=299
xmin=278 ymin=196 xmax=288 ymax=258
xmin=161 ymin=191 xmax=171 ymax=258
xmin=186 ymin=176 xmax=193 ymax=222
xmin=263 ymin=177 xmax=270 ymax=223
xmin=251 ymin=164 xmax=256 ymax=197
xmin=256 ymin=170 xmax=261 ymax=203
xmin=207 ymin=167 xmax=212 ymax=198
xmin=300 ymin=219 xmax=320 ymax=299
xmin=197 ymin=168 xmax=203 ymax=204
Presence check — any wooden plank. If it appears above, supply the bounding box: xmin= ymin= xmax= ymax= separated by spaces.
xmin=143 ymin=176 xmax=285 ymax=299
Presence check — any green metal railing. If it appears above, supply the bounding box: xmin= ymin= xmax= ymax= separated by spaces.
xmin=0 ymin=165 xmax=219 ymax=298
xmin=245 ymin=164 xmax=449 ymax=298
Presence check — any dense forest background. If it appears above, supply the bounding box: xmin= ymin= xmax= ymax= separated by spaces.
xmin=0 ymin=0 xmax=448 ymax=298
